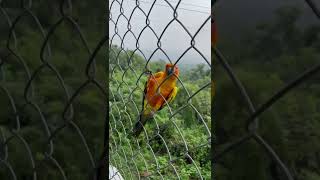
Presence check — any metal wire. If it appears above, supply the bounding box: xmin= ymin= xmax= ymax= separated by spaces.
xmin=109 ymin=0 xmax=211 ymax=179
xmin=0 ymin=0 xmax=107 ymax=180
xmin=212 ymin=0 xmax=320 ymax=180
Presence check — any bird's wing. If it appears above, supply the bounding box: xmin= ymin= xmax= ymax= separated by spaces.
xmin=153 ymin=71 xmax=165 ymax=79
xmin=141 ymin=80 xmax=148 ymax=111
xmin=167 ymin=86 xmax=178 ymax=103
xmin=142 ymin=71 xmax=165 ymax=110
xmin=158 ymin=86 xmax=178 ymax=111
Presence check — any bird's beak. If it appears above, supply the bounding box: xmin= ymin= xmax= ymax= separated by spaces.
xmin=167 ymin=67 xmax=173 ymax=75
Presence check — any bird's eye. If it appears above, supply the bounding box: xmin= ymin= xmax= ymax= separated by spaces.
xmin=167 ymin=68 xmax=173 ymax=75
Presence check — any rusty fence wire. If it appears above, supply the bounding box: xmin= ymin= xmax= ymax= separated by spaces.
xmin=212 ymin=0 xmax=320 ymax=180
xmin=109 ymin=0 xmax=211 ymax=179
xmin=0 ymin=0 xmax=108 ymax=180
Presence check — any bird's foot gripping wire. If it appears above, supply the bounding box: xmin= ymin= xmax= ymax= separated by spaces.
xmin=144 ymin=67 xmax=152 ymax=75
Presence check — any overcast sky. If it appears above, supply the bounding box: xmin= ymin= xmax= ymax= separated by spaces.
xmin=109 ymin=0 xmax=211 ymax=66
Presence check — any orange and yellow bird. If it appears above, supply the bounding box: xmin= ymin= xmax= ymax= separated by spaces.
xmin=132 ymin=63 xmax=179 ymax=137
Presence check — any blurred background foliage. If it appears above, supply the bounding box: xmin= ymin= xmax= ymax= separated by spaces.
xmin=0 ymin=1 xmax=106 ymax=180
xmin=214 ymin=5 xmax=320 ymax=180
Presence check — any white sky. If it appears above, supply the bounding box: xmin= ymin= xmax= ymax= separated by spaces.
xmin=109 ymin=0 xmax=211 ymax=66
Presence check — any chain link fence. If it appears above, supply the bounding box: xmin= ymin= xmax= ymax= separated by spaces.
xmin=109 ymin=0 xmax=211 ymax=179
xmin=2 ymin=0 xmax=318 ymax=179
xmin=0 ymin=0 xmax=107 ymax=180
xmin=213 ymin=0 xmax=320 ymax=180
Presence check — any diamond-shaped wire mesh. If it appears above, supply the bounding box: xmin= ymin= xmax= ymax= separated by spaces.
xmin=212 ymin=0 xmax=320 ymax=180
xmin=1 ymin=0 xmax=318 ymax=179
xmin=0 ymin=1 xmax=107 ymax=180
xmin=109 ymin=0 xmax=211 ymax=179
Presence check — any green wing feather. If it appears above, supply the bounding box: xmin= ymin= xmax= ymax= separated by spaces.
xmin=167 ymin=86 xmax=178 ymax=103
xmin=158 ymin=86 xmax=178 ymax=111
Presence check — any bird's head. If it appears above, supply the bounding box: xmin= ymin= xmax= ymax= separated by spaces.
xmin=165 ymin=63 xmax=179 ymax=77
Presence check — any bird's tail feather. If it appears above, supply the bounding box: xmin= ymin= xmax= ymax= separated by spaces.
xmin=132 ymin=113 xmax=151 ymax=137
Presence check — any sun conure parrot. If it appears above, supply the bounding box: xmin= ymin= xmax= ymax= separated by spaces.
xmin=132 ymin=63 xmax=179 ymax=137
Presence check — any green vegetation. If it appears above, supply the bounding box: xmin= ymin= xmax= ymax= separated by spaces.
xmin=214 ymin=6 xmax=320 ymax=180
xmin=109 ymin=45 xmax=211 ymax=179
xmin=3 ymin=1 xmax=319 ymax=180
xmin=0 ymin=1 xmax=105 ymax=180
